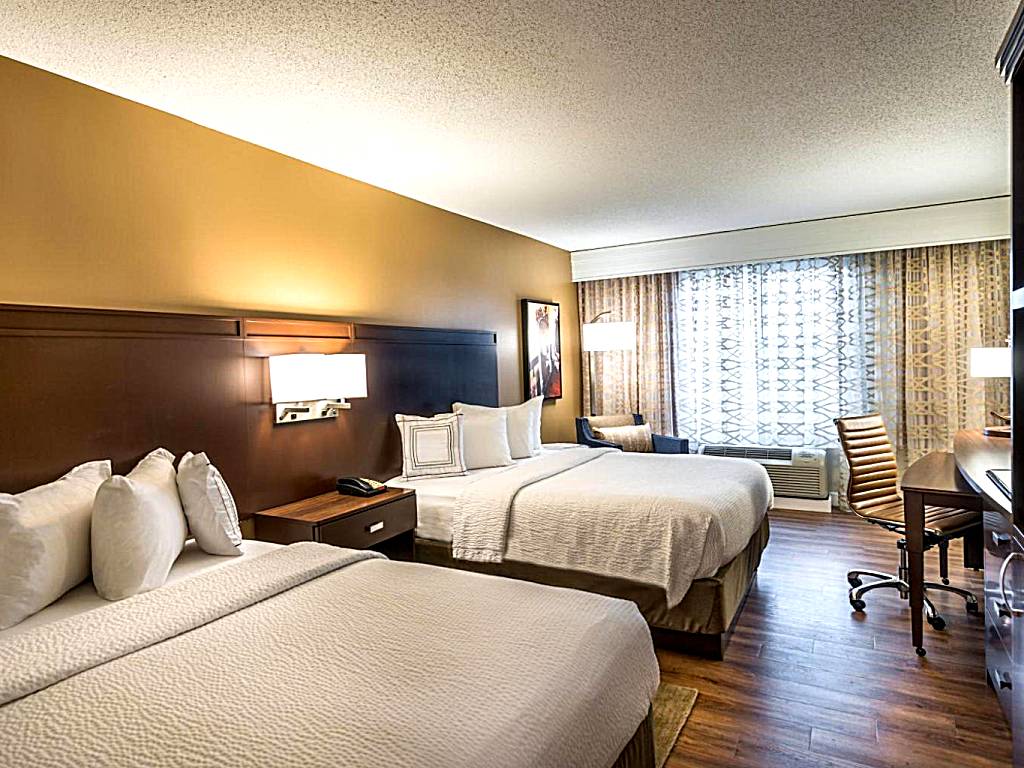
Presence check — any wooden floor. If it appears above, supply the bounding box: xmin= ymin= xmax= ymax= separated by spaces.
xmin=660 ymin=508 xmax=1012 ymax=768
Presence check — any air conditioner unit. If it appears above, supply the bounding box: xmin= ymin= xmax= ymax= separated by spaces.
xmin=699 ymin=444 xmax=829 ymax=500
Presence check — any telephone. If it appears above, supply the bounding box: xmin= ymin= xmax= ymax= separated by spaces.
xmin=336 ymin=476 xmax=388 ymax=497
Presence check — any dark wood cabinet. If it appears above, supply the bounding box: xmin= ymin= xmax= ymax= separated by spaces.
xmin=253 ymin=488 xmax=417 ymax=560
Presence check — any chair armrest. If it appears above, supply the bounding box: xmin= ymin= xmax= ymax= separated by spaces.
xmin=652 ymin=434 xmax=689 ymax=454
xmin=575 ymin=417 xmax=625 ymax=450
xmin=588 ymin=438 xmax=624 ymax=450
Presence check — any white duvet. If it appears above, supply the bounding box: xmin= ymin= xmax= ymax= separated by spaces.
xmin=451 ymin=448 xmax=773 ymax=607
xmin=0 ymin=542 xmax=659 ymax=768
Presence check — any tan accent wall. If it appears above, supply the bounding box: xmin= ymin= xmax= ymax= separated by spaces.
xmin=0 ymin=56 xmax=580 ymax=440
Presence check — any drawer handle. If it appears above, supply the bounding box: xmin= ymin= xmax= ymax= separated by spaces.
xmin=367 ymin=521 xmax=385 ymax=534
xmin=993 ymin=531 xmax=1012 ymax=548
xmin=998 ymin=552 xmax=1024 ymax=618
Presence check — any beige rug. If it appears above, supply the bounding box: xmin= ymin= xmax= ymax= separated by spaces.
xmin=652 ymin=682 xmax=699 ymax=768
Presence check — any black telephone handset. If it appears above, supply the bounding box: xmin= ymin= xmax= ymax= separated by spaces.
xmin=336 ymin=476 xmax=388 ymax=497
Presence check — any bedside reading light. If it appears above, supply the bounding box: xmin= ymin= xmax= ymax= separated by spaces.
xmin=269 ymin=353 xmax=367 ymax=425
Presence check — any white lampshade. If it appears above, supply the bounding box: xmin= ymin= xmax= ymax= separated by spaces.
xmin=969 ymin=347 xmax=1011 ymax=378
xmin=582 ymin=321 xmax=636 ymax=352
xmin=269 ymin=353 xmax=368 ymax=403
xmin=324 ymin=353 xmax=368 ymax=399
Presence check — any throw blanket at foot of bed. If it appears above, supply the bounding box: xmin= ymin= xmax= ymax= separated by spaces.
xmin=0 ymin=542 xmax=658 ymax=768
xmin=451 ymin=449 xmax=773 ymax=607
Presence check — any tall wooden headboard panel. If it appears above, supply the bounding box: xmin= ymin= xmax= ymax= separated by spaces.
xmin=0 ymin=305 xmax=498 ymax=518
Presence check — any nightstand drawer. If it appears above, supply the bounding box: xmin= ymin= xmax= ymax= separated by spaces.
xmin=318 ymin=495 xmax=417 ymax=549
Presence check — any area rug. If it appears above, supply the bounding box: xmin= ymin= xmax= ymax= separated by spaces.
xmin=652 ymin=682 xmax=699 ymax=768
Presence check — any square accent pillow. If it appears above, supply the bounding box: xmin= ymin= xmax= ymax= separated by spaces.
xmin=0 ymin=460 xmax=111 ymax=630
xmin=593 ymin=424 xmax=654 ymax=453
xmin=395 ymin=413 xmax=468 ymax=479
xmin=458 ymin=407 xmax=513 ymax=470
xmin=177 ymin=452 xmax=243 ymax=557
xmin=453 ymin=396 xmax=542 ymax=459
xmin=91 ymin=448 xmax=189 ymax=601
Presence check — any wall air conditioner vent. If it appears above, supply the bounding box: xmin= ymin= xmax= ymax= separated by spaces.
xmin=699 ymin=443 xmax=828 ymax=500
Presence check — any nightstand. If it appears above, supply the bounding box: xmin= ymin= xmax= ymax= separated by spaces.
xmin=253 ymin=488 xmax=417 ymax=560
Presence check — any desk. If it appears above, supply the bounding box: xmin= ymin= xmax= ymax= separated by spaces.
xmin=901 ymin=443 xmax=991 ymax=656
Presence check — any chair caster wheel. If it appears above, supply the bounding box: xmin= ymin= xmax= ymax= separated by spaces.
xmin=927 ymin=614 xmax=946 ymax=631
xmin=847 ymin=576 xmax=862 ymax=588
xmin=966 ymin=601 xmax=980 ymax=615
xmin=850 ymin=599 xmax=866 ymax=612
xmin=941 ymin=578 xmax=950 ymax=585
xmin=916 ymin=647 xmax=927 ymax=657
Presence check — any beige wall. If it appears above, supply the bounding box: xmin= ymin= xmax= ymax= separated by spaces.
xmin=0 ymin=56 xmax=580 ymax=440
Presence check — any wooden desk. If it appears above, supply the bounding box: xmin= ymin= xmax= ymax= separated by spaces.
xmin=901 ymin=446 xmax=987 ymax=656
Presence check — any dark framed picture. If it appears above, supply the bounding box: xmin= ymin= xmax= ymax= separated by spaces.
xmin=521 ymin=299 xmax=562 ymax=401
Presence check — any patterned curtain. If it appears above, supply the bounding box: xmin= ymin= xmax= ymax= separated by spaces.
xmin=577 ymin=273 xmax=678 ymax=435
xmin=576 ymin=240 xmax=1009 ymax=472
xmin=672 ymin=255 xmax=875 ymax=450
xmin=868 ymin=241 xmax=1009 ymax=466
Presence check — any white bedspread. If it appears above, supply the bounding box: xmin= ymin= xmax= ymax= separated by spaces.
xmin=452 ymin=449 xmax=773 ymax=607
xmin=0 ymin=542 xmax=658 ymax=768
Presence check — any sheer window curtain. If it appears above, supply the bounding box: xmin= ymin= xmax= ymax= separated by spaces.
xmin=578 ymin=240 xmax=1008 ymax=477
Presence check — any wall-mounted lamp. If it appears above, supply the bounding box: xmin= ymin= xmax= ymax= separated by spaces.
xmin=581 ymin=311 xmax=636 ymax=417
xmin=269 ymin=353 xmax=367 ymax=425
xmin=969 ymin=346 xmax=1011 ymax=438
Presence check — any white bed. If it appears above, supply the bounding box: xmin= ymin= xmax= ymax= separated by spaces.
xmin=1 ymin=539 xmax=660 ymax=768
xmin=388 ymin=445 xmax=581 ymax=542
xmin=389 ymin=444 xmax=773 ymax=608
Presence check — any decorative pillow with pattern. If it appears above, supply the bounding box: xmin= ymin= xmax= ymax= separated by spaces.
xmin=593 ymin=423 xmax=654 ymax=453
xmin=395 ymin=413 xmax=468 ymax=479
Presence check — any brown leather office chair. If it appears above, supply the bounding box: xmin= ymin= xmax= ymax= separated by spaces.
xmin=834 ymin=414 xmax=980 ymax=631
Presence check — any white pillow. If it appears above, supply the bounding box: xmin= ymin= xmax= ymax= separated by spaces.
xmin=395 ymin=413 xmax=468 ymax=479
xmin=176 ymin=452 xmax=243 ymax=557
xmin=459 ymin=408 xmax=514 ymax=470
xmin=91 ymin=448 xmax=189 ymax=601
xmin=453 ymin=396 xmax=543 ymax=459
xmin=0 ymin=460 xmax=111 ymax=630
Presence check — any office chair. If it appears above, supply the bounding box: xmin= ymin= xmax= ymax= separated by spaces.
xmin=834 ymin=414 xmax=979 ymax=630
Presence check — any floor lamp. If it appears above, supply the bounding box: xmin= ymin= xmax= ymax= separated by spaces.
xmin=581 ymin=312 xmax=636 ymax=417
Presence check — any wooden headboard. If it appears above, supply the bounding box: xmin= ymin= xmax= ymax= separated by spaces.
xmin=0 ymin=304 xmax=498 ymax=518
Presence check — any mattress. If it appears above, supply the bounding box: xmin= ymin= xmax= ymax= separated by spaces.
xmin=387 ymin=444 xmax=587 ymax=542
xmin=0 ymin=539 xmax=281 ymax=640
xmin=1 ymin=542 xmax=660 ymax=768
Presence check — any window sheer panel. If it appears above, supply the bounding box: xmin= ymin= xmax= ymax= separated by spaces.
xmin=673 ymin=256 xmax=875 ymax=451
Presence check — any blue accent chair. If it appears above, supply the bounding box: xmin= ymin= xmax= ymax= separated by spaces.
xmin=575 ymin=414 xmax=689 ymax=454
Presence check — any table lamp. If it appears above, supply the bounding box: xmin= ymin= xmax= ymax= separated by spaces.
xmin=969 ymin=346 xmax=1011 ymax=437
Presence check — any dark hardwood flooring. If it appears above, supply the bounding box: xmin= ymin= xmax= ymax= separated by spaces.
xmin=660 ymin=508 xmax=1011 ymax=768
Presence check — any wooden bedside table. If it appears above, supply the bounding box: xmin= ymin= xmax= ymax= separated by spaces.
xmin=253 ymin=488 xmax=417 ymax=560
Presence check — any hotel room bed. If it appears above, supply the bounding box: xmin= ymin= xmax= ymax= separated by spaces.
xmin=391 ymin=445 xmax=772 ymax=658
xmin=0 ymin=541 xmax=659 ymax=768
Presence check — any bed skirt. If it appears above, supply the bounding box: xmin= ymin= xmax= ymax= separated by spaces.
xmin=414 ymin=515 xmax=770 ymax=660
xmin=612 ymin=706 xmax=655 ymax=768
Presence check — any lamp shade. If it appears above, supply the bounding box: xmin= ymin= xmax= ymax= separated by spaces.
xmin=582 ymin=321 xmax=636 ymax=352
xmin=269 ymin=353 xmax=368 ymax=403
xmin=969 ymin=347 xmax=1011 ymax=378
xmin=324 ymin=353 xmax=368 ymax=399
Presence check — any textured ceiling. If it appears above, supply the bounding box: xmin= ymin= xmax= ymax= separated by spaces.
xmin=0 ymin=1 xmax=1017 ymax=251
